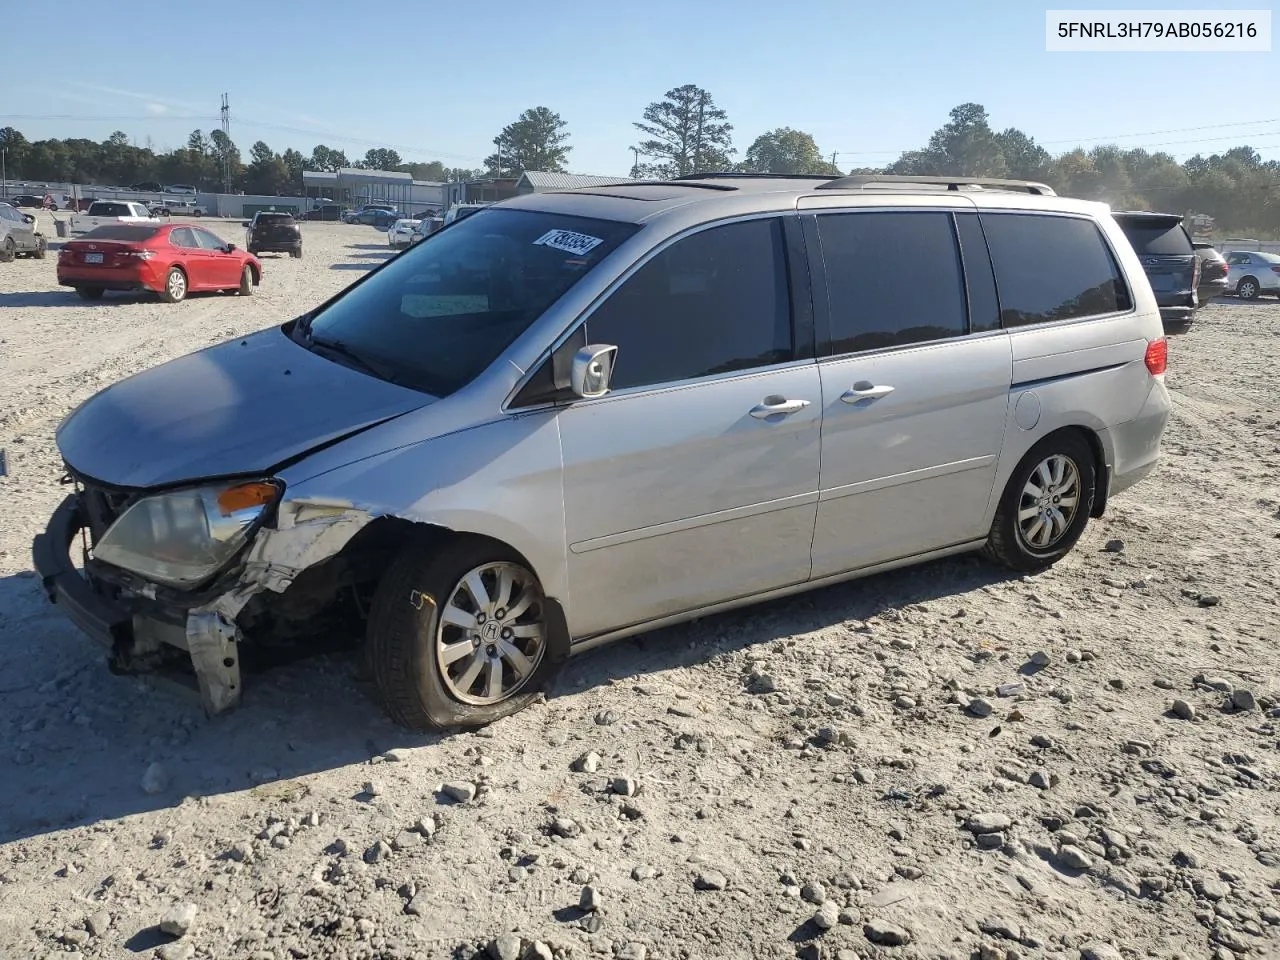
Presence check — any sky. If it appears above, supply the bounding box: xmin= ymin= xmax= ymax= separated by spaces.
xmin=2 ymin=0 xmax=1276 ymax=175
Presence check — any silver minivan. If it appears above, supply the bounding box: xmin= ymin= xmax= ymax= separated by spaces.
xmin=34 ymin=174 xmax=1171 ymax=730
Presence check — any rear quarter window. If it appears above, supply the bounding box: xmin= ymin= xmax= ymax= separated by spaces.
xmin=979 ymin=214 xmax=1132 ymax=328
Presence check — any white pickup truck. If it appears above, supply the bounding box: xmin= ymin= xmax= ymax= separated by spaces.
xmin=69 ymin=200 xmax=159 ymax=235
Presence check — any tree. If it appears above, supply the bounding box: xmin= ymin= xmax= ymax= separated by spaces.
xmin=281 ymin=148 xmax=305 ymax=187
xmin=243 ymin=141 xmax=292 ymax=195
xmin=307 ymin=144 xmax=348 ymax=172
xmin=631 ymin=84 xmax=734 ymax=178
xmin=887 ymin=103 xmax=1007 ymax=177
xmin=484 ymin=107 xmax=571 ymax=175
xmin=361 ymin=147 xmax=402 ymax=171
xmin=0 ymin=126 xmax=29 ymax=178
xmin=741 ymin=127 xmax=832 ymax=175
xmin=209 ymin=128 xmax=243 ymax=190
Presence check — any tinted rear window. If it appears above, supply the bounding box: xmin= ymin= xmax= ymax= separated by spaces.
xmin=82 ymin=225 xmax=161 ymax=241
xmin=88 ymin=202 xmax=130 ymax=217
xmin=1116 ymin=219 xmax=1193 ymax=256
xmin=980 ymin=213 xmax=1132 ymax=327
xmin=257 ymin=214 xmax=295 ymax=223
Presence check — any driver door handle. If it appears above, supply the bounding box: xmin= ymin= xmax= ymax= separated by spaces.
xmin=840 ymin=382 xmax=895 ymax=403
xmin=749 ymin=396 xmax=811 ymax=419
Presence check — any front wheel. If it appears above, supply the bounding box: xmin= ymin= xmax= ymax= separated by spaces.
xmin=32 ymin=236 xmax=47 ymax=259
xmin=982 ymin=432 xmax=1096 ymax=573
xmin=160 ymin=266 xmax=187 ymax=303
xmin=366 ymin=537 xmax=557 ymax=731
xmin=1236 ymin=277 xmax=1260 ymax=300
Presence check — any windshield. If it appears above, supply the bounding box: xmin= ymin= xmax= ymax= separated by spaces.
xmin=301 ymin=208 xmax=639 ymax=397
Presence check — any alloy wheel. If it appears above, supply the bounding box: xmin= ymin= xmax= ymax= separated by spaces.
xmin=435 ymin=562 xmax=546 ymax=705
xmin=1017 ymin=454 xmax=1081 ymax=550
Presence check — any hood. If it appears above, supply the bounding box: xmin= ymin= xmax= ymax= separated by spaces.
xmin=57 ymin=326 xmax=433 ymax=489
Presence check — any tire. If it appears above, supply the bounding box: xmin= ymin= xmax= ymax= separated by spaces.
xmin=290 ymin=248 xmax=301 ymax=259
xmin=247 ymin=247 xmax=258 ymax=256
xmin=982 ymin=431 xmax=1096 ymax=574
xmin=1236 ymin=277 xmax=1260 ymax=300
xmin=160 ymin=266 xmax=188 ymax=303
xmin=32 ymin=236 xmax=47 ymax=259
xmin=75 ymin=286 xmax=104 ymax=300
xmin=0 ymin=238 xmax=14 ymax=263
xmin=238 ymin=265 xmax=253 ymax=296
xmin=366 ymin=537 xmax=557 ymax=731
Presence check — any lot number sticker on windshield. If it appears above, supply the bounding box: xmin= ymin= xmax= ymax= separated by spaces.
xmin=534 ymin=229 xmax=604 ymax=257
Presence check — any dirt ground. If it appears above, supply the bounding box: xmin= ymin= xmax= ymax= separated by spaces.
xmin=1 ymin=213 xmax=1278 ymax=960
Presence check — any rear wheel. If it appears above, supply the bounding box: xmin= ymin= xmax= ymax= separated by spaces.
xmin=290 ymin=248 xmax=301 ymax=259
xmin=366 ymin=537 xmax=557 ymax=731
xmin=0 ymin=238 xmax=14 ymax=263
xmin=983 ymin=432 xmax=1096 ymax=573
xmin=1236 ymin=277 xmax=1260 ymax=300
xmin=160 ymin=266 xmax=187 ymax=303
xmin=75 ymin=286 xmax=104 ymax=300
xmin=238 ymin=265 xmax=253 ymax=296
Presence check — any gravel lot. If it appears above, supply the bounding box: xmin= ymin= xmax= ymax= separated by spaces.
xmin=1 ymin=213 xmax=1278 ymax=960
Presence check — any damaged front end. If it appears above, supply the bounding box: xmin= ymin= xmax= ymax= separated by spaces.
xmin=32 ymin=470 xmax=377 ymax=715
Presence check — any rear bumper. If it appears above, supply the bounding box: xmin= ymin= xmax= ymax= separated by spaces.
xmin=1105 ymin=378 xmax=1171 ymax=499
xmin=32 ymin=495 xmax=132 ymax=650
xmin=57 ymin=264 xmax=160 ymax=291
xmin=251 ymin=238 xmax=301 ymax=252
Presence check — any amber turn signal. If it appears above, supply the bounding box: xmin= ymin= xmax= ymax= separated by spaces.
xmin=216 ymin=481 xmax=278 ymax=516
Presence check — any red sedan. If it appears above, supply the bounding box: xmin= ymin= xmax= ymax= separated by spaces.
xmin=58 ymin=223 xmax=262 ymax=303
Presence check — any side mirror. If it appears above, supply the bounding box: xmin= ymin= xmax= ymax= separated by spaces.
xmin=23 ymin=214 xmax=35 ymax=224
xmin=570 ymin=344 xmax=618 ymax=399
xmin=226 ymin=243 xmax=237 ymax=252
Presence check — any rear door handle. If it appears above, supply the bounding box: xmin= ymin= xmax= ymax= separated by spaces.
xmin=750 ymin=396 xmax=811 ymax=419
xmin=841 ymin=382 xmax=895 ymax=403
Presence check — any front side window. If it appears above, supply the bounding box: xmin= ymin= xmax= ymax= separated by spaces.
xmin=301 ymin=208 xmax=639 ymax=397
xmin=816 ymin=211 xmax=968 ymax=354
xmin=981 ymin=214 xmax=1131 ymax=327
xmin=583 ymin=218 xmax=793 ymax=391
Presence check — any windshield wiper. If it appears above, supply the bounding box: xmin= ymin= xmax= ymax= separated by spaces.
xmin=307 ymin=335 xmax=399 ymax=384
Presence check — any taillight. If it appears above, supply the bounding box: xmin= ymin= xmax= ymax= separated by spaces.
xmin=122 ymin=249 xmax=154 ymax=260
xmin=1144 ymin=338 xmax=1168 ymax=376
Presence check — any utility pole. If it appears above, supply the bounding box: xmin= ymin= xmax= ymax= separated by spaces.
xmin=220 ymin=93 xmax=232 ymax=193
xmin=630 ymin=147 xmax=640 ymax=179
xmin=1 ymin=148 xmax=6 ymax=199
xmin=831 ymin=151 xmax=838 ymax=175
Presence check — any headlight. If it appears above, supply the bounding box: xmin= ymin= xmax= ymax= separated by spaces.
xmin=93 ymin=480 xmax=281 ymax=586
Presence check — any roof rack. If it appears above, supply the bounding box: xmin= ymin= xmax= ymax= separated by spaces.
xmin=579 ymin=179 xmax=738 ymax=192
xmin=675 ymin=172 xmax=841 ymax=182
xmin=815 ymin=174 xmax=1056 ymax=196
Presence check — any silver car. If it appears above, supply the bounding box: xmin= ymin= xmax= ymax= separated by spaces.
xmin=0 ymin=202 xmax=47 ymax=261
xmin=33 ymin=175 xmax=1172 ymax=731
xmin=1224 ymin=250 xmax=1280 ymax=299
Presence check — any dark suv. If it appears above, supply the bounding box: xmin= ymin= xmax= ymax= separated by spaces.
xmin=1113 ymin=212 xmax=1198 ymax=332
xmin=1192 ymin=242 xmax=1229 ymax=306
xmin=243 ymin=211 xmax=302 ymax=258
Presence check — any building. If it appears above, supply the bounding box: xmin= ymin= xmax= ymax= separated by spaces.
xmin=515 ymin=171 xmax=633 ymax=194
xmin=443 ymin=171 xmax=633 ymax=211
xmin=302 ymin=168 xmax=444 ymax=216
